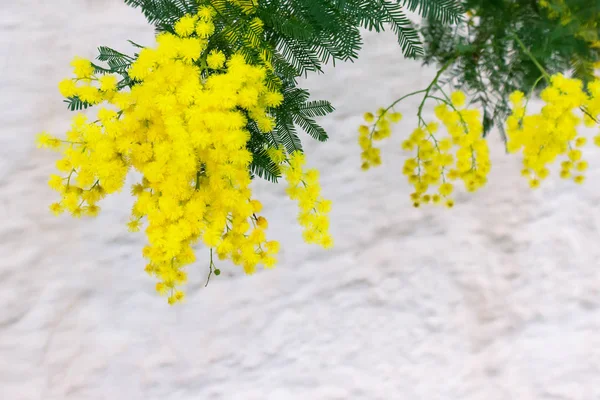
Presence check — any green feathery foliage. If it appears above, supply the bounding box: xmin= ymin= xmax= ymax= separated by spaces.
xmin=116 ymin=0 xmax=461 ymax=182
xmin=419 ymin=0 xmax=600 ymax=139
xmin=124 ymin=0 xmax=463 ymax=67
xmin=402 ymin=0 xmax=464 ymax=23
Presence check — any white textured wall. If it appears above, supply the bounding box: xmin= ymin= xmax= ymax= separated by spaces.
xmin=2 ymin=1 xmax=600 ymax=399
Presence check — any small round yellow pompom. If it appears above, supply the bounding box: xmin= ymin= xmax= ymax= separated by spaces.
xmin=84 ymin=205 xmax=101 ymax=217
xmin=321 ymin=235 xmax=334 ymax=249
xmin=70 ymin=56 xmax=94 ymax=79
xmin=568 ymin=149 xmax=582 ymax=161
xmin=196 ymin=6 xmax=215 ymax=21
xmin=127 ymin=219 xmax=141 ymax=232
xmin=537 ymin=168 xmax=550 ymax=179
xmin=49 ymin=202 xmax=64 ymax=216
xmin=450 ymin=91 xmax=466 ymax=108
xmin=174 ymin=15 xmax=197 ymax=37
xmin=263 ymin=91 xmax=284 ymax=108
xmin=389 ymin=112 xmax=402 ymax=123
xmin=576 ymin=161 xmax=588 ymax=171
xmin=265 ymin=240 xmax=280 ymax=254
xmin=438 ymin=183 xmax=454 ymax=196
xmin=36 ymin=132 xmax=61 ymax=149
xmin=256 ymin=216 xmax=268 ymax=229
xmin=206 ymin=49 xmax=226 ymax=69
xmin=250 ymin=199 xmax=263 ymax=213
xmin=48 ymin=174 xmax=64 ymax=191
xmin=363 ymin=112 xmax=375 ymax=123
xmin=99 ymin=75 xmax=118 ymax=92
xmin=58 ymin=79 xmax=77 ymax=97
xmin=196 ymin=21 xmax=215 ymax=38
xmin=401 ymin=140 xmax=413 ymax=151
xmin=509 ymin=91 xmax=525 ymax=106
xmin=575 ymin=137 xmax=587 ymax=147
xmin=426 ymin=121 xmax=439 ymax=133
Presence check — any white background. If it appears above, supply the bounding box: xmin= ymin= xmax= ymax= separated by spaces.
xmin=1 ymin=1 xmax=600 ymax=399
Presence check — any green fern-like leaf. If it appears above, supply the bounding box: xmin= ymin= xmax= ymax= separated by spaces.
xmin=273 ymin=118 xmax=303 ymax=153
xmin=249 ymin=146 xmax=282 ymax=182
xmin=401 ymin=0 xmax=463 ymax=24
xmin=64 ymin=96 xmax=92 ymax=111
xmin=292 ymin=114 xmax=329 ymax=141
xmin=380 ymin=0 xmax=423 ymax=58
xmin=299 ymin=100 xmax=335 ymax=118
xmin=97 ymin=46 xmax=134 ymax=72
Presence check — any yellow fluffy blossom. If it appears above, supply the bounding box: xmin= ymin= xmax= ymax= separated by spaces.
xmin=361 ymin=89 xmax=490 ymax=207
xmin=280 ymin=151 xmax=333 ymax=249
xmin=38 ymin=11 xmax=333 ymax=304
xmin=70 ymin=56 xmax=94 ymax=79
xmin=195 ymin=20 xmax=216 ymax=38
xmin=450 ymin=91 xmax=466 ymax=108
xmin=99 ymin=75 xmax=118 ymax=92
xmin=36 ymin=132 xmax=61 ymax=149
xmin=507 ymin=73 xmax=600 ymax=187
xmin=174 ymin=14 xmax=197 ymax=37
xmin=358 ymin=108 xmax=403 ymax=170
xmin=401 ymin=98 xmax=490 ymax=207
xmin=58 ymin=79 xmax=77 ymax=97
xmin=207 ymin=49 xmax=226 ymax=69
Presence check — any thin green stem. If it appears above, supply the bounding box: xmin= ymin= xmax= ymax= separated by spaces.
xmin=368 ymin=58 xmax=456 ymax=147
xmin=386 ymin=89 xmax=427 ymax=112
xmin=205 ymin=248 xmax=216 ymax=287
xmin=522 ymin=75 xmax=546 ymax=114
xmin=59 ymin=139 xmax=85 ymax=145
xmin=432 ymin=87 xmax=469 ymax=133
xmin=66 ymin=169 xmax=75 ymax=187
xmin=434 ymin=86 xmax=478 ymax=173
xmin=417 ymin=58 xmax=455 ymax=119
xmin=512 ymin=34 xmax=551 ymax=82
xmin=368 ymin=89 xmax=427 ymax=141
xmin=580 ymin=106 xmax=598 ymax=124
xmin=428 ymin=95 xmax=451 ymax=104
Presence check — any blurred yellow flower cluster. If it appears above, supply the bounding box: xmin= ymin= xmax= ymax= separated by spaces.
xmin=37 ymin=7 xmax=332 ymax=304
xmin=507 ymin=73 xmax=600 ymax=188
xmin=358 ymin=108 xmax=402 ymax=170
xmin=359 ymin=90 xmax=490 ymax=208
xmin=281 ymin=151 xmax=333 ymax=248
xmin=404 ymin=94 xmax=490 ymax=207
xmin=57 ymin=57 xmax=117 ymax=104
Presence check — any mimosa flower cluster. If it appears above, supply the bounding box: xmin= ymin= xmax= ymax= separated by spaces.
xmin=37 ymin=8 xmax=332 ymax=304
xmin=358 ymin=108 xmax=402 ymax=170
xmin=280 ymin=150 xmax=333 ymax=248
xmin=506 ymin=73 xmax=600 ymax=188
xmin=359 ymin=91 xmax=491 ymax=207
xmin=359 ymin=70 xmax=600 ymax=207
